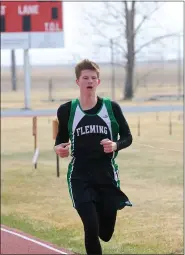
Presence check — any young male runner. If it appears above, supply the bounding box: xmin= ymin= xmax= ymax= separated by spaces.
xmin=54 ymin=59 xmax=133 ymax=255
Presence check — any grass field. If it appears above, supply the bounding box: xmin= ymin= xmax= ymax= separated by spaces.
xmin=1 ymin=110 xmax=183 ymax=254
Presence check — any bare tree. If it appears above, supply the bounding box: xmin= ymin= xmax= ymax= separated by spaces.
xmin=81 ymin=1 xmax=169 ymax=100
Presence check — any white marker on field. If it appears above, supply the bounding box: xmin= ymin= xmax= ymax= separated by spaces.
xmin=32 ymin=148 xmax=39 ymax=165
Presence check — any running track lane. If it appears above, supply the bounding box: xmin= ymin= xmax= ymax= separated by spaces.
xmin=1 ymin=225 xmax=75 ymax=254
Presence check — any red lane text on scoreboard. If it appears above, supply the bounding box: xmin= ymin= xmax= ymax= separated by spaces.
xmin=0 ymin=1 xmax=63 ymax=33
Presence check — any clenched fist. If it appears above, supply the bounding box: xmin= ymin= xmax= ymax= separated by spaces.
xmin=100 ymin=138 xmax=117 ymax=153
xmin=54 ymin=142 xmax=70 ymax=158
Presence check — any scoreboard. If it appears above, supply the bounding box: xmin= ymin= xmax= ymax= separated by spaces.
xmin=1 ymin=1 xmax=64 ymax=49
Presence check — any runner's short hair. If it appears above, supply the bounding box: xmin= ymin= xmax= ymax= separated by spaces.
xmin=75 ymin=59 xmax=100 ymax=79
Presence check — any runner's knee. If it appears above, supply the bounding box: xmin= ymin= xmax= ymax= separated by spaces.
xmin=99 ymin=226 xmax=114 ymax=242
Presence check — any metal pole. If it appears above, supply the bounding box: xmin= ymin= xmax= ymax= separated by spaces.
xmin=33 ymin=116 xmax=38 ymax=169
xmin=110 ymin=39 xmax=115 ymax=101
xmin=56 ymin=154 xmax=60 ymax=177
xmin=11 ymin=50 xmax=17 ymax=91
xmin=177 ymin=35 xmax=181 ymax=100
xmin=24 ymin=49 xmax=31 ymax=109
xmin=48 ymin=78 xmax=53 ymax=102
xmin=137 ymin=115 xmax=140 ymax=136
xmin=53 ymin=119 xmax=60 ymax=178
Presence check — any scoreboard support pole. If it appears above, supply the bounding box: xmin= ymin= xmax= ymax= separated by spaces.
xmin=24 ymin=49 xmax=31 ymax=109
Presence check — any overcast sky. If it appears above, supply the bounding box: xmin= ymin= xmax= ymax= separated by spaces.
xmin=1 ymin=1 xmax=183 ymax=66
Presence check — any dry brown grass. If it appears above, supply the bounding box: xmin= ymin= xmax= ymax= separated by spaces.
xmin=1 ymin=62 xmax=183 ymax=110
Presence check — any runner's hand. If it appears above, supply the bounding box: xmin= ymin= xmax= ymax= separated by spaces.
xmin=54 ymin=143 xmax=70 ymax=158
xmin=100 ymin=139 xmax=117 ymax=153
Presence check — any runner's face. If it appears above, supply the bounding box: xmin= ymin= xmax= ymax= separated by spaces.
xmin=76 ymin=70 xmax=100 ymax=95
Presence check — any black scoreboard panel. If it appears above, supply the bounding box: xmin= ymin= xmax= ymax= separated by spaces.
xmin=0 ymin=15 xmax=5 ymax=32
xmin=51 ymin=7 xmax=58 ymax=20
xmin=22 ymin=15 xmax=31 ymax=32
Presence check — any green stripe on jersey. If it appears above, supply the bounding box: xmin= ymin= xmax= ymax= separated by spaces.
xmin=67 ymin=99 xmax=78 ymax=207
xmin=103 ymin=97 xmax=119 ymax=141
xmin=68 ymin=99 xmax=78 ymax=154
xmin=103 ymin=97 xmax=120 ymax=186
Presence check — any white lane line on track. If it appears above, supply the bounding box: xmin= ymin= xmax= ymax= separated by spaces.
xmin=1 ymin=228 xmax=68 ymax=254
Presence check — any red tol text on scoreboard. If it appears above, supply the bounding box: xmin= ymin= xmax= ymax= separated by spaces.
xmin=0 ymin=1 xmax=63 ymax=33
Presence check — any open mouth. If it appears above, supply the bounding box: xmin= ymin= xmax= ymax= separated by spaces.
xmin=87 ymin=86 xmax=93 ymax=89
